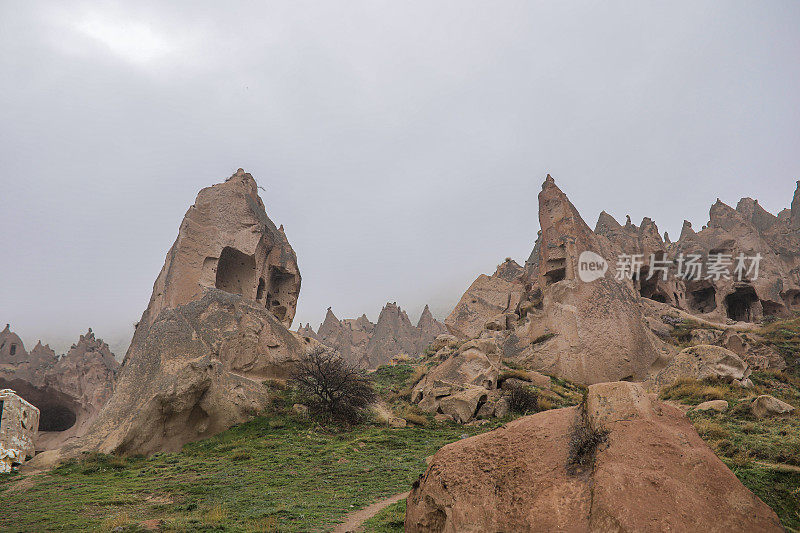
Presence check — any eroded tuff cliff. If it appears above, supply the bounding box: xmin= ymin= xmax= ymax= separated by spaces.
xmin=299 ymin=303 xmax=446 ymax=368
xmin=0 ymin=326 xmax=119 ymax=451
xmin=34 ymin=169 xmax=314 ymax=461
xmin=444 ymin=176 xmax=800 ymax=385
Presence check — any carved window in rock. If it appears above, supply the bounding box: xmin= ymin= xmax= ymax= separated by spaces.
xmin=9 ymin=344 xmax=16 ymax=356
xmin=215 ymin=247 xmax=257 ymax=298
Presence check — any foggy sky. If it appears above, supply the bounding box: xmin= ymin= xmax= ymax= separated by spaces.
xmin=1 ymin=1 xmax=799 ymax=356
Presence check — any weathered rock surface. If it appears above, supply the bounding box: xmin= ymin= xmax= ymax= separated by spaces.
xmin=504 ymin=176 xmax=666 ymax=384
xmin=34 ymin=170 xmax=310 ymax=460
xmin=443 ymin=176 xmax=799 ymax=387
xmin=646 ymin=344 xmax=750 ymax=391
xmin=0 ymin=327 xmax=119 ymax=451
xmin=56 ymin=290 xmax=311 ymax=458
xmin=445 ymin=260 xmax=523 ymax=339
xmin=694 ymin=399 xmax=729 ymax=412
xmin=301 ymin=303 xmax=446 ymax=368
xmin=140 ymin=168 xmax=300 ymax=329
xmin=751 ymin=394 xmax=796 ymax=418
xmin=406 ymin=382 xmax=782 ymax=532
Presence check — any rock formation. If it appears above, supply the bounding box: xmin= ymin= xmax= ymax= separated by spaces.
xmin=140 ymin=168 xmax=300 ymax=329
xmin=442 ymin=175 xmax=800 ymax=386
xmin=36 ymin=169 xmax=312 ymax=460
xmin=0 ymin=326 xmax=119 ymax=450
xmin=405 ymin=382 xmax=783 ymax=532
xmin=444 ymin=259 xmax=524 ymax=339
xmin=299 ymin=303 xmax=446 ymax=368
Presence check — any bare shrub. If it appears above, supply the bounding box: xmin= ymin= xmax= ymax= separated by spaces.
xmin=291 ymin=347 xmax=376 ymax=424
xmin=567 ymin=399 xmax=608 ymax=472
xmin=504 ymin=383 xmax=539 ymax=414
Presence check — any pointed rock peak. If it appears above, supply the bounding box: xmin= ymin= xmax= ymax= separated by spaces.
xmin=227 ymin=167 xmax=253 ymax=182
xmin=544 ymin=173 xmax=555 ymax=185
xmin=679 ymin=220 xmax=696 ymax=241
xmin=2 ymin=324 xmax=9 ymax=333
xmin=664 ymin=231 xmax=670 ymax=244
xmin=324 ymin=307 xmax=338 ymax=321
xmin=595 ymin=211 xmax=622 ymax=235
xmin=625 ymin=215 xmax=632 ymax=226
xmin=791 ymin=180 xmax=800 ymax=229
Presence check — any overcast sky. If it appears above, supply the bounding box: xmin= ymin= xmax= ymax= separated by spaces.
xmin=1 ymin=1 xmax=799 ymax=355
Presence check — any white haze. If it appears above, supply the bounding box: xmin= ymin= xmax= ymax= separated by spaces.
xmin=1 ymin=1 xmax=799 ymax=356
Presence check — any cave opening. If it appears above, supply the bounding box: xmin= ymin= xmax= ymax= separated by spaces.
xmin=215 ymin=247 xmax=256 ymax=297
xmin=725 ymin=286 xmax=759 ymax=322
xmin=638 ymin=269 xmax=669 ymax=302
xmin=544 ymin=258 xmax=566 ymax=285
xmin=784 ymin=290 xmax=800 ymax=310
xmin=687 ymin=284 xmax=717 ymax=313
xmin=266 ymin=267 xmax=294 ymax=322
xmin=761 ymin=300 xmax=783 ymax=318
xmin=256 ymin=277 xmax=265 ymax=301
xmin=0 ymin=379 xmax=78 ymax=433
xmin=39 ymin=404 xmax=77 ymax=432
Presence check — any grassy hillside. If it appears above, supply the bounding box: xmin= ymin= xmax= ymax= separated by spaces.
xmin=0 ymin=415 xmax=493 ymax=532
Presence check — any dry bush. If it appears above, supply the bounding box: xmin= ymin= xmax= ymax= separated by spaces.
xmin=504 ymin=383 xmax=539 ymax=414
xmin=291 ymin=347 xmax=377 ymax=424
xmin=567 ymin=408 xmax=608 ymax=472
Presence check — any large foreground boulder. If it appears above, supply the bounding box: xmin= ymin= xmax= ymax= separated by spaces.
xmin=406 ymin=382 xmax=782 ymax=532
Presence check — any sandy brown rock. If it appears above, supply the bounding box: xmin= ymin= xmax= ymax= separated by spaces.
xmin=45 ymin=290 xmax=312 ymax=459
xmin=751 ymin=394 xmax=795 ymax=418
xmin=308 ymin=303 xmax=445 ymax=368
xmin=506 ymin=176 xmax=665 ymax=384
xmin=32 ymin=171 xmax=310 ymax=460
xmin=406 ymin=382 xmax=782 ymax=532
xmin=0 ymin=327 xmax=119 ymax=451
xmin=140 ymin=168 xmax=300 ymax=329
xmin=646 ymin=344 xmax=750 ymax=391
xmin=695 ymin=399 xmax=729 ymax=412
xmin=444 ymin=273 xmax=522 ymax=339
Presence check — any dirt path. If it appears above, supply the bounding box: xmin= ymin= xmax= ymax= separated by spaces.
xmin=333 ymin=491 xmax=409 ymax=533
xmin=754 ymin=461 xmax=800 ymax=473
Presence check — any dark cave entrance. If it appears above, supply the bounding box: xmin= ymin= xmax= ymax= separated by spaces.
xmin=725 ymin=286 xmax=759 ymax=322
xmin=544 ymin=258 xmax=566 ymax=285
xmin=638 ymin=267 xmax=669 ymax=303
xmin=687 ymin=283 xmax=717 ymax=313
xmin=0 ymin=379 xmax=78 ymax=433
xmin=266 ymin=267 xmax=294 ymax=322
xmin=39 ymin=404 xmax=77 ymax=432
xmin=256 ymin=277 xmax=265 ymax=301
xmin=215 ymin=247 xmax=256 ymax=297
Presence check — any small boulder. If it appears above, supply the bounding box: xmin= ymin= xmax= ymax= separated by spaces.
xmin=494 ymin=397 xmax=510 ymax=418
xmin=694 ymin=400 xmax=729 ymax=413
xmin=430 ymin=334 xmax=459 ymax=352
xmin=689 ymin=329 xmax=723 ymax=345
xmin=751 ymin=395 xmax=795 ymax=418
xmin=439 ymin=386 xmax=490 ymax=424
xmin=388 ymin=416 xmax=407 ymax=428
